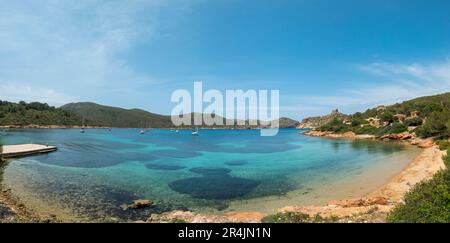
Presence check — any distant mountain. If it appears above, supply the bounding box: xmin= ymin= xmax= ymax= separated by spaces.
xmin=62 ymin=102 xmax=300 ymax=128
xmin=277 ymin=117 xmax=299 ymax=128
xmin=1 ymin=101 xmax=299 ymax=129
xmin=61 ymin=102 xmax=172 ymax=128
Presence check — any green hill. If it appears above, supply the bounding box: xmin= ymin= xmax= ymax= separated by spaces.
xmin=62 ymin=102 xmax=299 ymax=128
xmin=317 ymin=92 xmax=450 ymax=138
xmin=1 ymin=100 xmax=298 ymax=129
xmin=61 ymin=102 xmax=172 ymax=128
xmin=0 ymin=100 xmax=81 ymax=126
xmin=277 ymin=117 xmax=299 ymax=128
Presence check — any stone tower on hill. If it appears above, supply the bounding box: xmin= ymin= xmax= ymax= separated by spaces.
xmin=298 ymin=109 xmax=347 ymax=129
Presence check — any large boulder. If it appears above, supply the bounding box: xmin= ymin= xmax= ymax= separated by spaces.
xmin=121 ymin=199 xmax=153 ymax=210
xmin=380 ymin=132 xmax=414 ymax=140
xmin=418 ymin=139 xmax=435 ymax=148
xmin=342 ymin=131 xmax=356 ymax=139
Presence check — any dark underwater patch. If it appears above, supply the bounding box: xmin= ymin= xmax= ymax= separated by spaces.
xmin=224 ymin=160 xmax=248 ymax=166
xmin=145 ymin=163 xmax=186 ymax=171
xmin=168 ymin=175 xmax=259 ymax=200
xmin=244 ymin=175 xmax=300 ymax=198
xmin=12 ymin=166 xmax=185 ymax=222
xmin=153 ymin=149 xmax=201 ymax=158
xmin=189 ymin=167 xmax=231 ymax=175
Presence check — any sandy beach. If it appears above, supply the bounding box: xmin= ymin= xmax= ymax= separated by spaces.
xmin=274 ymin=145 xmax=446 ymax=222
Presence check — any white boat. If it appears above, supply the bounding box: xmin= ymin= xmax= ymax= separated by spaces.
xmin=192 ymin=127 xmax=199 ymax=136
xmin=80 ymin=116 xmax=86 ymax=133
xmin=139 ymin=120 xmax=146 ymax=134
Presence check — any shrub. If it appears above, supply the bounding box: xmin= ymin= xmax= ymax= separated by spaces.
xmin=318 ymin=118 xmax=349 ymax=133
xmin=170 ymin=218 xmax=188 ymax=223
xmin=261 ymin=212 xmax=310 ymax=223
xmin=351 ymin=119 xmax=361 ymax=127
xmin=415 ymin=110 xmax=450 ymax=138
xmin=387 ymin=149 xmax=450 ymax=223
xmin=443 ymin=149 xmax=450 ymax=168
xmin=375 ymin=122 xmax=407 ymax=135
xmin=379 ymin=110 xmax=395 ymax=123
xmin=353 ymin=125 xmax=379 ymax=135
xmin=404 ymin=117 xmax=423 ymax=126
xmin=436 ymin=140 xmax=450 ymax=151
xmin=312 ymin=214 xmax=340 ymax=223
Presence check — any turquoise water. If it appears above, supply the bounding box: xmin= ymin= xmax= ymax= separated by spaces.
xmin=0 ymin=128 xmax=420 ymax=221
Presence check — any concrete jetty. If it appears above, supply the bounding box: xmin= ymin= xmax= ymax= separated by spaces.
xmin=0 ymin=144 xmax=57 ymax=159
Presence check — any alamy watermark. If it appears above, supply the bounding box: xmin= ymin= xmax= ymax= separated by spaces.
xmin=171 ymin=82 xmax=279 ymax=136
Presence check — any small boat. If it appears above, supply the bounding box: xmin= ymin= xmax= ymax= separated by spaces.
xmin=139 ymin=121 xmax=148 ymax=134
xmin=192 ymin=127 xmax=199 ymax=136
xmin=80 ymin=116 xmax=86 ymax=133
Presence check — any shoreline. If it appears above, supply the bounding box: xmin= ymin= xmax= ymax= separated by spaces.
xmin=0 ymin=125 xmax=270 ymax=130
xmin=300 ymin=130 xmax=435 ymax=146
xmin=0 ymin=186 xmax=43 ymax=223
xmin=0 ymin=125 xmax=299 ymax=130
xmin=275 ymin=145 xmax=445 ymax=222
xmin=0 ymin=130 xmax=446 ymax=223
xmin=0 ymin=159 xmax=44 ymax=223
xmin=149 ymin=133 xmax=446 ymax=223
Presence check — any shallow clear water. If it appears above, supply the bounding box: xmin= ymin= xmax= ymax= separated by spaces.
xmin=0 ymin=128 xmax=420 ymax=221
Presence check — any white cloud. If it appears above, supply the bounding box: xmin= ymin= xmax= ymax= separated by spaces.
xmin=293 ymin=60 xmax=450 ymax=118
xmin=0 ymin=1 xmax=192 ymax=106
xmin=0 ymin=84 xmax=78 ymax=105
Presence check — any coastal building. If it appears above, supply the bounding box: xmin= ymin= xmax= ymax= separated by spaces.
xmin=410 ymin=111 xmax=420 ymax=118
xmin=343 ymin=119 xmax=352 ymax=125
xmin=366 ymin=117 xmax=381 ymax=128
xmin=393 ymin=114 xmax=407 ymax=123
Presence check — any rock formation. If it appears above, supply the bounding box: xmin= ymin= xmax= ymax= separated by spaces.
xmin=298 ymin=109 xmax=348 ymax=129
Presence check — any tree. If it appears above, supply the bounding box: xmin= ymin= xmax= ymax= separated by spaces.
xmin=319 ymin=118 xmax=349 ymax=133
xmin=416 ymin=109 xmax=450 ymax=138
xmin=379 ymin=110 xmax=395 ymax=123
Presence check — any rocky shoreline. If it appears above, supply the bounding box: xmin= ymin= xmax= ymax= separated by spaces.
xmin=0 ymin=186 xmax=44 ymax=223
xmin=0 ymin=159 xmax=58 ymax=223
xmin=301 ymin=130 xmax=435 ymax=148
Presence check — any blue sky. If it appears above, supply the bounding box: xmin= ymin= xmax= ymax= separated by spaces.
xmin=1 ymin=0 xmax=450 ymax=120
